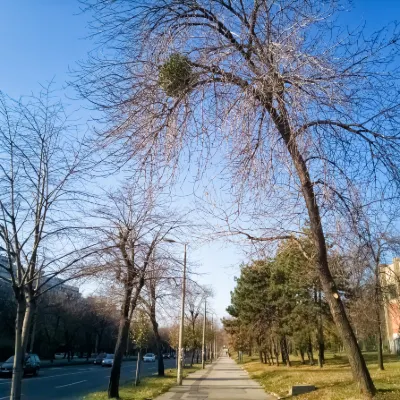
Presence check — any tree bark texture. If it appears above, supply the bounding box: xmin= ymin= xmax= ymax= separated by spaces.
xmin=135 ymin=349 xmax=141 ymax=386
xmin=10 ymin=297 xmax=26 ymax=400
xmin=108 ymin=286 xmax=133 ymax=398
xmin=149 ymin=283 xmax=164 ymax=376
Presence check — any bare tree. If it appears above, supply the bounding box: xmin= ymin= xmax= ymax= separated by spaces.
xmin=139 ymin=254 xmax=169 ymax=376
xmin=185 ymin=283 xmax=209 ymax=366
xmin=347 ymin=205 xmax=400 ymax=371
xmin=93 ymin=184 xmax=183 ymax=398
xmin=0 ymin=86 xmax=95 ymax=400
xmin=76 ymin=1 xmax=400 ymax=395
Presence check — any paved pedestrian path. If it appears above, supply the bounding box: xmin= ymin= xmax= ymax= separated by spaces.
xmin=155 ymin=355 xmax=277 ymax=400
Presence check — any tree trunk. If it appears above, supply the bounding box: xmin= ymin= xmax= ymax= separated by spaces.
xmin=274 ymin=114 xmax=376 ymax=396
xmin=280 ymin=337 xmax=287 ymax=365
xmin=21 ymin=298 xmax=35 ymax=355
xmin=259 ymin=351 xmax=263 ymax=364
xmin=135 ymin=349 xmax=141 ymax=386
xmin=150 ymin=313 xmax=164 ymax=376
xmin=299 ymin=348 xmax=305 ymax=364
xmin=307 ymin=337 xmax=315 ymax=366
xmin=284 ymin=336 xmax=291 ymax=367
xmin=29 ymin=306 xmax=38 ymax=353
xmin=95 ymin=333 xmax=99 ymax=355
xmin=126 ymin=331 xmax=130 ymax=357
xmin=10 ymin=296 xmax=26 ymax=400
xmin=273 ymin=339 xmax=279 ymax=367
xmin=191 ymin=349 xmax=195 ymax=366
xmin=108 ymin=287 xmax=132 ymax=398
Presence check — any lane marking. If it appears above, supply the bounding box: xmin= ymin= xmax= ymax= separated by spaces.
xmin=55 ymin=380 xmax=87 ymax=388
xmin=0 ymin=361 xmax=137 ymax=385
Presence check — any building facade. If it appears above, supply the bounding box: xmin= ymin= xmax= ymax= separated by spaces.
xmin=381 ymin=258 xmax=400 ymax=354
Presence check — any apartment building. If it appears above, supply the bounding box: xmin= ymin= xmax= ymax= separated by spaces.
xmin=380 ymin=258 xmax=400 ymax=354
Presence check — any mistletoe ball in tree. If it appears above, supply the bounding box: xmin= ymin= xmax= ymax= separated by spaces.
xmin=159 ymin=53 xmax=194 ymax=97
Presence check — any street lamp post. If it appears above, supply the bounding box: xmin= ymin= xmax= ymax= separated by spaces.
xmin=163 ymin=238 xmax=187 ymax=385
xmin=202 ymin=298 xmax=207 ymax=369
xmin=209 ymin=312 xmax=218 ymax=362
xmin=210 ymin=314 xmax=213 ymax=363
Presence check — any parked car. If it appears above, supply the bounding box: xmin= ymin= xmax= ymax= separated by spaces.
xmin=101 ymin=354 xmax=114 ymax=367
xmin=143 ymin=353 xmax=156 ymax=362
xmin=0 ymin=354 xmax=41 ymax=377
xmin=162 ymin=354 xmax=170 ymax=359
xmin=94 ymin=353 xmax=106 ymax=365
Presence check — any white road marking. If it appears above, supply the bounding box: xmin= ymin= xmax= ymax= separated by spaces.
xmin=55 ymin=380 xmax=87 ymax=388
xmin=49 ymin=367 xmax=63 ymax=370
xmin=0 ymin=361 xmax=138 ymax=386
xmin=0 ymin=396 xmax=10 ymax=399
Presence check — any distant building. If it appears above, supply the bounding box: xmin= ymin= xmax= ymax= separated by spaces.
xmin=0 ymin=255 xmax=11 ymax=283
xmin=380 ymin=258 xmax=400 ymax=354
xmin=0 ymin=255 xmax=79 ymax=297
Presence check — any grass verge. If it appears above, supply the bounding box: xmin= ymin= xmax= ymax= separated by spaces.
xmin=238 ymin=352 xmax=400 ymax=399
xmin=83 ymin=365 xmax=201 ymax=400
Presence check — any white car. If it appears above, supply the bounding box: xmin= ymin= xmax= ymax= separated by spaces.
xmin=102 ymin=354 xmax=114 ymax=367
xmin=143 ymin=353 xmax=156 ymax=362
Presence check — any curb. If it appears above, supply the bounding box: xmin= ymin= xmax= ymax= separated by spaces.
xmin=40 ymin=357 xmax=137 ymax=369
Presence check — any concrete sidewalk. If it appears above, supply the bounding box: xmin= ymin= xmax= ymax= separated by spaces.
xmin=155 ymin=355 xmax=276 ymax=400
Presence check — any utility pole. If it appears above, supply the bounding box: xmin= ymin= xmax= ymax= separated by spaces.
xmin=202 ymin=299 xmax=207 ymax=369
xmin=214 ymin=330 xmax=217 ymax=360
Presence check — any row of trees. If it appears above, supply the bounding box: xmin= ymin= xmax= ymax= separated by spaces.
xmin=224 ymin=230 xmax=400 ymax=371
xmin=0 ymin=87 xmax=202 ymax=399
xmin=0 ymin=283 xmax=119 ymax=362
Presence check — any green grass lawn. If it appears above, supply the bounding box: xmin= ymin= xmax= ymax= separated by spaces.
xmin=83 ymin=365 xmax=201 ymax=400
xmin=238 ymin=352 xmax=400 ymax=399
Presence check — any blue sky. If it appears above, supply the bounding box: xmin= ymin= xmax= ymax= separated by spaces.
xmin=1 ymin=0 xmax=399 ymax=318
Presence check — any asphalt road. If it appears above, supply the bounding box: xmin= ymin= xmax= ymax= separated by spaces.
xmin=0 ymin=359 xmax=177 ymax=400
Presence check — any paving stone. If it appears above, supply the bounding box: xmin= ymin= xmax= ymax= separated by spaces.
xmin=153 ymin=356 xmax=277 ymax=400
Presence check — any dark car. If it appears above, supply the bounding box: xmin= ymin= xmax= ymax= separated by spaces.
xmin=162 ymin=354 xmax=170 ymax=359
xmin=0 ymin=354 xmax=41 ymax=377
xmin=93 ymin=353 xmax=106 ymax=365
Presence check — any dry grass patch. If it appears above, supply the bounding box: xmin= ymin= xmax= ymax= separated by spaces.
xmin=239 ymin=353 xmax=400 ymax=399
xmin=83 ymin=365 xmax=200 ymax=400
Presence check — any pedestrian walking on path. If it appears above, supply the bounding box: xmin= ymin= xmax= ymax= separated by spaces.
xmin=155 ymin=355 xmax=276 ymax=399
